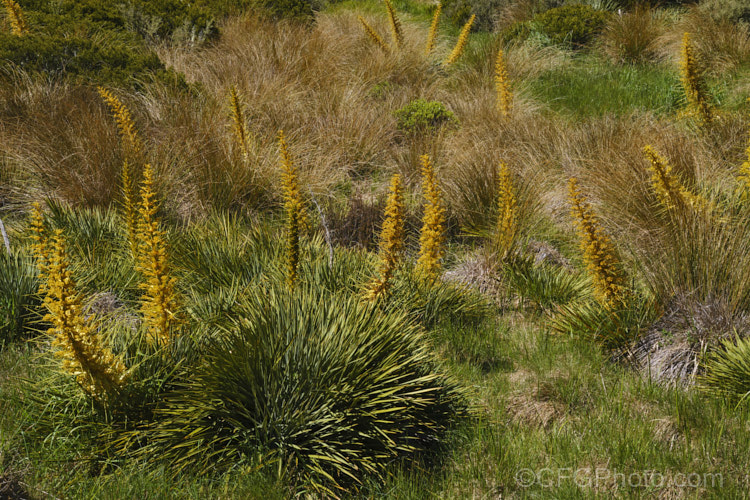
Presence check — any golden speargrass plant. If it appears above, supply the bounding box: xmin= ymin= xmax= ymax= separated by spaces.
xmin=97 ymin=87 xmax=143 ymax=157
xmin=358 ymin=16 xmax=390 ymax=53
xmin=384 ymin=0 xmax=403 ymax=49
xmin=643 ymin=145 xmax=710 ymax=212
xmin=366 ymin=173 xmax=406 ymax=301
xmin=2 ymin=0 xmax=27 ymax=36
xmin=43 ymin=229 xmax=128 ymax=399
xmin=495 ymin=47 xmax=512 ymax=117
xmin=425 ymin=2 xmax=441 ymax=56
xmin=496 ymin=162 xmax=517 ymax=258
xmin=30 ymin=202 xmax=49 ymax=293
xmin=229 ymin=85 xmax=250 ymax=161
xmin=279 ymin=130 xmax=307 ymax=289
xmin=568 ymin=178 xmax=627 ymax=310
xmin=679 ymin=32 xmax=713 ymax=127
xmin=137 ymin=164 xmax=179 ymax=345
xmin=417 ymin=155 xmax=447 ymax=281
xmin=443 ymin=14 xmax=475 ymax=66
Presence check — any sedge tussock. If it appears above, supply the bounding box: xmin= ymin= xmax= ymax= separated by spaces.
xmin=495 ymin=47 xmax=512 ymax=117
xmin=279 ymin=130 xmax=307 ymax=289
xmin=43 ymin=229 xmax=128 ymax=399
xmin=495 ymin=162 xmax=517 ymax=258
xmin=679 ymin=32 xmax=713 ymax=127
xmin=358 ymin=15 xmax=390 ymax=53
xmin=2 ymin=0 xmax=27 ymax=36
xmin=568 ymin=178 xmax=627 ymax=310
xmin=365 ymin=173 xmax=406 ymax=301
xmin=97 ymin=86 xmax=143 ymax=157
xmin=425 ymin=2 xmax=441 ymax=56
xmin=137 ymin=164 xmax=180 ymax=345
xmin=384 ymin=0 xmax=403 ymax=50
xmin=417 ymin=154 xmax=447 ymax=281
xmin=443 ymin=14 xmax=475 ymax=66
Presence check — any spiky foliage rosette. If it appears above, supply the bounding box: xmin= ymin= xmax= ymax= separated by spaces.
xmin=384 ymin=0 xmax=403 ymax=49
xmin=495 ymin=162 xmax=517 ymax=258
xmin=443 ymin=14 xmax=475 ymax=66
xmin=279 ymin=130 xmax=307 ymax=289
xmin=229 ymin=85 xmax=250 ymax=161
xmin=679 ymin=32 xmax=714 ymax=127
xmin=643 ymin=145 xmax=710 ymax=212
xmin=358 ymin=15 xmax=389 ymax=53
xmin=568 ymin=178 xmax=627 ymax=311
xmin=137 ymin=164 xmax=179 ymax=345
xmin=494 ymin=48 xmax=512 ymax=117
xmin=365 ymin=173 xmax=406 ymax=301
xmin=2 ymin=0 xmax=27 ymax=36
xmin=0 ymin=251 xmax=39 ymax=344
xmin=42 ymin=229 xmax=128 ymax=399
xmin=97 ymin=87 xmax=143 ymax=157
xmin=700 ymin=336 xmax=750 ymax=404
xmin=417 ymin=155 xmax=447 ymax=281
xmin=148 ymin=284 xmax=466 ymax=495
xmin=425 ymin=2 xmax=441 ymax=56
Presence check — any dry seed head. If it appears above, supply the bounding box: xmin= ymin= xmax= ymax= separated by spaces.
xmin=2 ymin=0 xmax=27 ymax=36
xmin=97 ymin=87 xmax=142 ymax=157
xmin=384 ymin=0 xmax=403 ymax=49
xmin=495 ymin=48 xmax=512 ymax=117
xmin=43 ymin=229 xmax=128 ymax=398
xmin=229 ymin=86 xmax=250 ymax=161
xmin=417 ymin=155 xmax=446 ymax=281
xmin=679 ymin=32 xmax=713 ymax=127
xmin=425 ymin=2 xmax=441 ymax=56
xmin=568 ymin=178 xmax=627 ymax=310
xmin=358 ymin=16 xmax=390 ymax=53
xmin=365 ymin=173 xmax=406 ymax=300
xmin=137 ymin=164 xmax=179 ymax=345
xmin=443 ymin=14 xmax=475 ymax=66
xmin=496 ymin=162 xmax=517 ymax=258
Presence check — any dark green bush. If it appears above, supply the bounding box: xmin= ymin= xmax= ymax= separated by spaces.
xmin=440 ymin=0 xmax=506 ymax=32
xmin=503 ymin=4 xmax=612 ymax=49
xmin=250 ymin=0 xmax=317 ymax=21
xmin=394 ymin=99 xmax=459 ymax=134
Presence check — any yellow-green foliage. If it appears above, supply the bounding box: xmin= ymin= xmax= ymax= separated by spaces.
xmin=384 ymin=0 xmax=403 ymax=49
xmin=2 ymin=0 xmax=27 ymax=36
xmin=417 ymin=154 xmax=446 ymax=280
xmin=97 ymin=86 xmax=143 ymax=157
xmin=279 ymin=130 xmax=307 ymax=288
xmin=494 ymin=48 xmax=512 ymax=117
xmin=643 ymin=145 xmax=710 ymax=212
xmin=496 ymin=162 xmax=517 ymax=257
xmin=443 ymin=14 xmax=475 ymax=66
xmin=43 ymin=229 xmax=127 ymax=399
xmin=29 ymin=202 xmax=49 ymax=292
xmin=568 ymin=178 xmax=627 ymax=310
xmin=229 ymin=85 xmax=250 ymax=161
xmin=358 ymin=16 xmax=389 ymax=53
xmin=137 ymin=163 xmax=179 ymax=345
xmin=679 ymin=32 xmax=713 ymax=126
xmin=366 ymin=173 xmax=406 ymax=301
xmin=425 ymin=2 xmax=441 ymax=56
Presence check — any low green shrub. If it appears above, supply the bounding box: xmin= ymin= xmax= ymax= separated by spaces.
xmin=440 ymin=0 xmax=506 ymax=32
xmin=394 ymin=99 xmax=459 ymax=134
xmin=250 ymin=0 xmax=318 ymax=21
xmin=502 ymin=4 xmax=612 ymax=49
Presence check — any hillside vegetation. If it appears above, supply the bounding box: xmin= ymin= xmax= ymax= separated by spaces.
xmin=1 ymin=0 xmax=750 ymax=498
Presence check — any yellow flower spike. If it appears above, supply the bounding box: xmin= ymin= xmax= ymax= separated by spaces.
xmin=495 ymin=47 xmax=512 ymax=117
xmin=643 ymin=145 xmax=711 ymax=212
xmin=120 ymin=160 xmax=140 ymax=258
xmin=2 ymin=0 xmax=27 ymax=36
xmin=29 ymin=202 xmax=49 ymax=292
xmin=97 ymin=87 xmax=143 ymax=157
xmin=443 ymin=14 xmax=475 ymax=66
xmin=366 ymin=173 xmax=406 ymax=301
xmin=496 ymin=162 xmax=517 ymax=258
xmin=679 ymin=32 xmax=713 ymax=127
xmin=43 ymin=229 xmax=128 ymax=399
xmin=738 ymin=122 xmax=750 ymax=199
xmin=136 ymin=164 xmax=180 ymax=345
xmin=425 ymin=2 xmax=441 ymax=56
xmin=568 ymin=178 xmax=627 ymax=310
xmin=358 ymin=16 xmax=390 ymax=53
xmin=417 ymin=155 xmax=447 ymax=281
xmin=229 ymin=85 xmax=250 ymax=161
xmin=384 ymin=0 xmax=403 ymax=50
xmin=279 ymin=130 xmax=307 ymax=289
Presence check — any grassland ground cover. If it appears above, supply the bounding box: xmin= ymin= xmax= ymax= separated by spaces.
xmin=1 ymin=0 xmax=750 ymax=498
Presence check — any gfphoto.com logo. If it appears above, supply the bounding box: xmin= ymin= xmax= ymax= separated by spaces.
xmin=514 ymin=467 xmax=723 ymax=489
